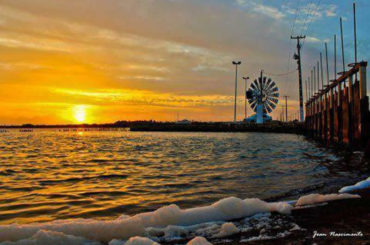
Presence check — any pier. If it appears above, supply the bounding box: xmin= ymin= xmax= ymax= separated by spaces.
xmin=305 ymin=61 xmax=368 ymax=150
xmin=299 ymin=2 xmax=369 ymax=153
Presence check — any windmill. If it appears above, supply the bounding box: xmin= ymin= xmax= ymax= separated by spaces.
xmin=245 ymin=72 xmax=279 ymax=124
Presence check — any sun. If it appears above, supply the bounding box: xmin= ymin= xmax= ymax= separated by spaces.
xmin=73 ymin=105 xmax=86 ymax=123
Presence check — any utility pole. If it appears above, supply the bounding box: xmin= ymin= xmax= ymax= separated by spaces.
xmin=334 ymin=34 xmax=337 ymax=79
xmin=353 ymin=3 xmax=357 ymax=65
xmin=291 ymin=35 xmax=305 ymax=122
xmin=281 ymin=105 xmax=285 ymax=122
xmin=325 ymin=43 xmax=329 ymax=86
xmin=232 ymin=61 xmax=241 ymax=122
xmin=308 ymin=76 xmax=311 ymax=99
xmin=340 ymin=17 xmax=346 ymax=74
xmin=317 ymin=61 xmax=320 ymax=90
xmin=305 ymin=80 xmax=308 ymax=103
xmin=242 ymin=76 xmax=250 ymax=119
xmin=283 ymin=95 xmax=289 ymax=122
xmin=320 ymin=52 xmax=324 ymax=89
xmin=353 ymin=2 xmax=358 ymax=81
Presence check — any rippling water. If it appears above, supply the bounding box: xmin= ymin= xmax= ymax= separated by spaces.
xmin=0 ymin=129 xmax=353 ymax=224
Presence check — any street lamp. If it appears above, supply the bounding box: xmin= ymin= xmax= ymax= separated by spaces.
xmin=242 ymin=76 xmax=250 ymax=120
xmin=232 ymin=61 xmax=241 ymax=122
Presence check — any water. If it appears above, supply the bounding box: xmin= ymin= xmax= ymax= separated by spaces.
xmin=0 ymin=129 xmax=350 ymax=225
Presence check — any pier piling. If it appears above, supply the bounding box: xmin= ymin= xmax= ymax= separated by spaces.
xmin=305 ymin=62 xmax=368 ymax=149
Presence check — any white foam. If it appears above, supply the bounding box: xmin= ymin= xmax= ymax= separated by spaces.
xmin=0 ymin=230 xmax=101 ymax=245
xmin=214 ymin=222 xmax=239 ymax=238
xmin=240 ymin=231 xmax=291 ymax=243
xmin=108 ymin=237 xmax=159 ymax=245
xmin=186 ymin=237 xmax=212 ymax=245
xmin=339 ymin=177 xmax=370 ymax=193
xmin=0 ymin=197 xmax=292 ymax=243
xmin=125 ymin=237 xmax=159 ymax=245
xmin=295 ymin=193 xmax=360 ymax=206
xmin=0 ymin=218 xmax=144 ymax=243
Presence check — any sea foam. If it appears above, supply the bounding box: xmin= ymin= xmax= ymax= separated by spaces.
xmin=0 ymin=197 xmax=292 ymax=243
xmin=339 ymin=176 xmax=370 ymax=193
xmin=1 ymin=184 xmax=365 ymax=245
xmin=295 ymin=193 xmax=360 ymax=206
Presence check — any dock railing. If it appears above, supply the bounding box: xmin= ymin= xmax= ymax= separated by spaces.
xmin=305 ymin=61 xmax=368 ymax=148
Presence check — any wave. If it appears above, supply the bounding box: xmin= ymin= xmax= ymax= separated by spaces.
xmin=38 ymin=174 xmax=129 ymax=185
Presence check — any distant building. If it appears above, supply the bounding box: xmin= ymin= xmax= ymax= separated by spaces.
xmin=175 ymin=119 xmax=191 ymax=125
xmin=244 ymin=113 xmax=272 ymax=123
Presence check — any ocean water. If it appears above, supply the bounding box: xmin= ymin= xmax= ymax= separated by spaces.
xmin=0 ymin=129 xmax=352 ymax=225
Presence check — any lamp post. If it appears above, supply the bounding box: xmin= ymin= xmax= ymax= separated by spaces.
xmin=232 ymin=61 xmax=241 ymax=122
xmin=242 ymin=76 xmax=250 ymax=119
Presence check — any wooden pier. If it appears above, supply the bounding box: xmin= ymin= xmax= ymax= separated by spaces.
xmin=305 ymin=61 xmax=368 ymax=149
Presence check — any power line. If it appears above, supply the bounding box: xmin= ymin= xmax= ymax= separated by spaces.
xmin=299 ymin=0 xmax=315 ymax=36
xmin=302 ymin=0 xmax=323 ymax=48
xmin=287 ymin=0 xmax=303 ymax=74
xmin=290 ymin=0 xmax=303 ymax=37
xmin=264 ymin=70 xmax=297 ymax=77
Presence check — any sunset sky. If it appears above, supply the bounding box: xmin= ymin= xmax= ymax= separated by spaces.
xmin=0 ymin=0 xmax=369 ymax=124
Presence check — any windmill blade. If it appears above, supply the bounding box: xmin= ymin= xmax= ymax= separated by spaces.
xmin=262 ymin=77 xmax=267 ymax=89
xmin=264 ymin=103 xmax=273 ymax=113
xmin=265 ymin=80 xmax=274 ymax=91
xmin=251 ymin=81 xmax=258 ymax=90
xmin=267 ymin=100 xmax=276 ymax=109
xmin=266 ymin=78 xmax=272 ymax=87
xmin=250 ymin=99 xmax=257 ymax=107
xmin=269 ymin=81 xmax=276 ymax=89
xmin=250 ymin=101 xmax=258 ymax=112
xmin=258 ymin=77 xmax=263 ymax=91
xmin=264 ymin=80 xmax=272 ymax=94
xmin=268 ymin=97 xmax=279 ymax=104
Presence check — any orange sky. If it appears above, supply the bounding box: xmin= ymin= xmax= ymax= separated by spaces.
xmin=0 ymin=0 xmax=365 ymax=124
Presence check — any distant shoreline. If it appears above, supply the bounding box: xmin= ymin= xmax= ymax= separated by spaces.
xmin=0 ymin=121 xmax=305 ymax=134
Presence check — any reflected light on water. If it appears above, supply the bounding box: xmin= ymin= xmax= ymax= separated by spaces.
xmin=0 ymin=130 xmax=344 ymax=225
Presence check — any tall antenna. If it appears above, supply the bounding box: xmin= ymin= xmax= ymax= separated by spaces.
xmin=313 ymin=67 xmax=316 ymax=93
xmin=242 ymin=76 xmax=250 ymax=119
xmin=311 ymin=69 xmax=315 ymax=94
xmin=320 ymin=52 xmax=324 ymax=89
xmin=283 ymin=95 xmax=289 ymax=122
xmin=334 ymin=34 xmax=337 ymax=79
xmin=232 ymin=61 xmax=241 ymax=122
xmin=340 ymin=17 xmax=346 ymax=73
xmin=317 ymin=61 xmax=320 ymax=90
xmin=353 ymin=2 xmax=357 ymax=65
xmin=325 ymin=43 xmax=329 ymax=86
xmin=305 ymin=80 xmax=308 ymax=103
xmin=353 ymin=2 xmax=358 ymax=82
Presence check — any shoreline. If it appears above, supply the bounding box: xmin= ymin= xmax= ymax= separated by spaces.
xmin=0 ymin=121 xmax=304 ymax=134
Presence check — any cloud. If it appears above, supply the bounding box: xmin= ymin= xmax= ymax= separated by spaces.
xmin=234 ymin=0 xmax=285 ymax=20
xmin=305 ymin=36 xmax=330 ymax=44
xmin=325 ymin=5 xmax=337 ymax=17
xmin=0 ymin=0 xmax=364 ymax=123
xmin=283 ymin=3 xmax=338 ymax=26
xmin=252 ymin=4 xmax=286 ymax=20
